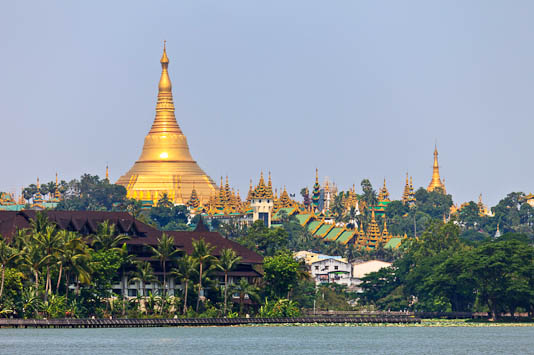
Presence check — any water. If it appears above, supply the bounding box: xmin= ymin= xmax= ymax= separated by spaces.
xmin=1 ymin=326 xmax=533 ymax=354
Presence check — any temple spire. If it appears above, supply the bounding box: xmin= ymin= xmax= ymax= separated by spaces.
xmin=427 ymin=145 xmax=446 ymax=193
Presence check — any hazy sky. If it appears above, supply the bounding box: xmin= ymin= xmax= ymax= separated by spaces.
xmin=2 ymin=1 xmax=533 ymax=206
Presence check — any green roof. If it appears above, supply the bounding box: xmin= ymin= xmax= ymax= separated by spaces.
xmin=324 ymin=227 xmax=343 ymax=241
xmin=272 ymin=207 xmax=296 ymax=220
xmin=336 ymin=231 xmax=355 ymax=245
xmin=295 ymin=214 xmax=312 ymax=226
xmin=315 ymin=224 xmax=332 ymax=238
xmin=307 ymin=221 xmax=321 ymax=233
xmin=385 ymin=237 xmax=403 ymax=249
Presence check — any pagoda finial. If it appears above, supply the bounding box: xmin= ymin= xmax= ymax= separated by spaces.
xmin=37 ymin=177 xmax=40 ymax=189
xmin=315 ymin=168 xmax=319 ymax=184
xmin=105 ymin=165 xmax=109 ymax=181
xmin=56 ymin=172 xmax=58 ymax=185
xmin=428 ymin=145 xmax=446 ymax=193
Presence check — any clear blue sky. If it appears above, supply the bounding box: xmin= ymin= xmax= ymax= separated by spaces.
xmin=1 ymin=0 xmax=533 ymax=206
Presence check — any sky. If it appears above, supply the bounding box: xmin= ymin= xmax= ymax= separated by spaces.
xmin=1 ymin=0 xmax=533 ymax=207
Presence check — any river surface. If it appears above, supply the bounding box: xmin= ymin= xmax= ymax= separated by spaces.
xmin=1 ymin=326 xmax=533 ymax=354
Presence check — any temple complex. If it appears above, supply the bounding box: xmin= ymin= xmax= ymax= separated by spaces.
xmin=116 ymin=43 xmax=217 ymax=206
xmin=427 ymin=146 xmax=446 ymax=193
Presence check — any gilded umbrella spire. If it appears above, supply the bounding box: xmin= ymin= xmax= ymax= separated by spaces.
xmin=116 ymin=43 xmax=217 ymax=205
xmin=427 ymin=145 xmax=446 ymax=193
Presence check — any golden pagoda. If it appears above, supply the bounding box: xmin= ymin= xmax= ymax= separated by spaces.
xmin=427 ymin=145 xmax=446 ymax=193
xmin=116 ymin=43 xmax=217 ymax=205
xmin=378 ymin=178 xmax=390 ymax=202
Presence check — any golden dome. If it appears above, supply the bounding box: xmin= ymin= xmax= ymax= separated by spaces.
xmin=116 ymin=43 xmax=217 ymax=205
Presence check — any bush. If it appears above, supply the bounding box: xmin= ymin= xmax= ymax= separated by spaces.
xmin=259 ymin=298 xmax=301 ymax=318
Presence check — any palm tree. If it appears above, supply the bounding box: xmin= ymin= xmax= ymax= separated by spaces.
xmin=0 ymin=237 xmax=18 ymax=299
xmin=171 ymin=255 xmax=197 ymax=314
xmin=147 ymin=233 xmax=179 ymax=296
xmin=216 ymin=248 xmax=241 ymax=315
xmin=20 ymin=242 xmax=47 ymax=291
xmin=35 ymin=225 xmax=63 ymax=300
xmin=230 ymin=278 xmax=260 ymax=315
xmin=130 ymin=261 xmax=158 ymax=299
xmin=60 ymin=232 xmax=92 ymax=300
xmin=191 ymin=238 xmax=216 ymax=312
xmin=91 ymin=221 xmax=130 ymax=251
xmin=118 ymin=243 xmax=136 ymax=315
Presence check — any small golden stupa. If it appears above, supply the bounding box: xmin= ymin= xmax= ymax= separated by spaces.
xmin=116 ymin=43 xmax=217 ymax=205
xmin=427 ymin=145 xmax=446 ymax=193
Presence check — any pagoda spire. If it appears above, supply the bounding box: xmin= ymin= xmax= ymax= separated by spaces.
xmin=148 ymin=41 xmax=184 ymax=136
xmin=427 ymin=145 xmax=446 ymax=193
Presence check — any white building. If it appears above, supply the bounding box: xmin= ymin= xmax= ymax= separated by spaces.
xmin=310 ymin=258 xmax=352 ymax=287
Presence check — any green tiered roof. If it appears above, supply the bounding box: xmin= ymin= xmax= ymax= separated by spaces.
xmin=336 ymin=231 xmax=355 ymax=245
xmin=307 ymin=220 xmax=322 ymax=233
xmin=324 ymin=227 xmax=344 ymax=241
xmin=385 ymin=237 xmax=402 ymax=249
xmin=315 ymin=224 xmax=333 ymax=238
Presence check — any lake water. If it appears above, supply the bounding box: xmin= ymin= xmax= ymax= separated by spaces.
xmin=1 ymin=325 xmax=533 ymax=354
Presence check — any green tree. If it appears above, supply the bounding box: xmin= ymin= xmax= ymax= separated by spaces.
xmin=130 ymin=261 xmax=158 ymax=299
xmin=148 ymin=233 xmax=180 ymax=296
xmin=171 ymin=255 xmax=197 ymax=314
xmin=191 ymin=239 xmax=216 ymax=312
xmin=0 ymin=238 xmax=18 ymax=299
xmin=91 ymin=221 xmax=130 ymax=251
xmin=217 ymin=248 xmax=242 ymax=315
xmin=263 ymin=250 xmax=300 ymax=299
xmin=230 ymin=278 xmax=260 ymax=315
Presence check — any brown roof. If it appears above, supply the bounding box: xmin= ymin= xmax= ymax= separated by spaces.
xmin=0 ymin=210 xmax=263 ymax=264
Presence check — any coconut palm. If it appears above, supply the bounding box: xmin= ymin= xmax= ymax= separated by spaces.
xmin=171 ymin=255 xmax=197 ymax=314
xmin=191 ymin=238 xmax=216 ymax=312
xmin=216 ymin=248 xmax=241 ymax=315
xmin=0 ymin=237 xmax=18 ymax=299
xmin=59 ymin=232 xmax=92 ymax=300
xmin=91 ymin=221 xmax=130 ymax=251
xmin=230 ymin=278 xmax=260 ymax=315
xmin=35 ymin=225 xmax=63 ymax=300
xmin=147 ymin=233 xmax=179 ymax=296
xmin=130 ymin=261 xmax=158 ymax=299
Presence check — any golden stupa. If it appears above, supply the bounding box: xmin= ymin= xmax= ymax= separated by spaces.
xmin=427 ymin=145 xmax=446 ymax=193
xmin=116 ymin=43 xmax=217 ymax=205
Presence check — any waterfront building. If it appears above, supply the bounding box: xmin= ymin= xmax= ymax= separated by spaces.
xmin=116 ymin=44 xmax=217 ymax=207
xmin=310 ymin=258 xmax=353 ymax=286
xmin=427 ymin=146 xmax=446 ymax=193
xmin=0 ymin=210 xmax=262 ymax=297
xmin=351 ymin=260 xmax=392 ymax=291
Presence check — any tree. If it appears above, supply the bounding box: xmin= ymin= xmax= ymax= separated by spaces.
xmin=171 ymin=255 xmax=197 ymax=314
xmin=237 ymin=220 xmax=288 ymax=256
xmin=35 ymin=225 xmax=64 ymax=300
xmin=130 ymin=261 xmax=158 ymax=299
xmin=0 ymin=238 xmax=18 ymax=299
xmin=60 ymin=232 xmax=92 ymax=300
xmin=263 ymin=250 xmax=300 ymax=299
xmin=230 ymin=278 xmax=260 ymax=315
xmin=466 ymin=239 xmax=534 ymax=320
xmin=148 ymin=233 xmax=180 ymax=296
xmin=217 ymin=248 xmax=242 ymax=315
xmin=191 ymin=239 xmax=216 ymax=312
xmin=91 ymin=221 xmax=130 ymax=251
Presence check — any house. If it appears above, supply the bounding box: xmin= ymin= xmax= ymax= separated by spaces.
xmin=310 ymin=258 xmax=352 ymax=287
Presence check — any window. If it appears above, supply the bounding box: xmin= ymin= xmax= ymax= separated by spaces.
xmin=128 ymin=289 xmax=137 ymax=297
xmin=324 ymin=266 xmax=329 ymax=270
xmin=315 ymin=266 xmax=319 ymax=270
xmin=334 ymin=266 xmax=338 ymax=270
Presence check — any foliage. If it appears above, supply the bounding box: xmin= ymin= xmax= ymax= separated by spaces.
xmin=259 ymin=298 xmax=301 ymax=317
xmin=237 ymin=221 xmax=288 ymax=256
xmin=263 ymin=250 xmax=300 ymax=299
